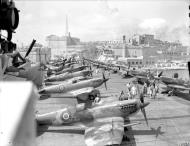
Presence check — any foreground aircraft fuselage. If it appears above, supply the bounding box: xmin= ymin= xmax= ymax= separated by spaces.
xmin=45 ymin=70 xmax=92 ymax=82
xmin=36 ymin=99 xmax=149 ymax=126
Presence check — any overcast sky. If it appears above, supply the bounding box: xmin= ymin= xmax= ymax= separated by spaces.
xmin=11 ymin=0 xmax=189 ymax=46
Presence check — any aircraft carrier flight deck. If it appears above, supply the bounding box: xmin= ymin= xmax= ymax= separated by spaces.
xmin=36 ymin=72 xmax=190 ymax=146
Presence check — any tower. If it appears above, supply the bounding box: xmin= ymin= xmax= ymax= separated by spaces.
xmin=122 ymin=35 xmax=126 ymax=58
xmin=65 ymin=15 xmax=69 ymax=37
xmin=65 ymin=15 xmax=68 ymax=56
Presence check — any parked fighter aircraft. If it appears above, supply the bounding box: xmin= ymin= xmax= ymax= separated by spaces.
xmin=36 ymin=97 xmax=149 ymax=146
xmin=149 ymin=62 xmax=190 ymax=96
xmin=44 ymin=70 xmax=93 ymax=82
xmin=156 ymin=75 xmax=190 ymax=96
xmin=39 ymin=74 xmax=109 ymax=102
xmin=135 ymin=71 xmax=163 ymax=85
xmin=55 ymin=65 xmax=89 ymax=75
xmin=120 ymin=68 xmax=153 ymax=79
xmin=46 ymin=62 xmax=76 ymax=74
xmin=83 ymin=58 xmax=119 ymax=73
xmin=44 ymin=76 xmax=92 ymax=86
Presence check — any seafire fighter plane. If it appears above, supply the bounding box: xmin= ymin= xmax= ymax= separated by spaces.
xmin=84 ymin=58 xmax=119 ymax=73
xmin=44 ymin=70 xmax=93 ymax=82
xmin=44 ymin=76 xmax=92 ymax=86
xmin=46 ymin=62 xmax=77 ymax=75
xmin=39 ymin=73 xmax=109 ymax=102
xmin=55 ymin=65 xmax=89 ymax=75
xmin=120 ymin=67 xmax=154 ymax=79
xmin=152 ymin=62 xmax=190 ymax=96
xmin=156 ymin=74 xmax=190 ymax=96
xmin=36 ymin=97 xmax=149 ymax=146
xmin=135 ymin=71 xmax=163 ymax=85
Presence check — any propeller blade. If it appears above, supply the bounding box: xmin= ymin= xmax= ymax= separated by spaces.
xmin=104 ymin=80 xmax=107 ymax=90
xmin=102 ymin=72 xmax=108 ymax=90
xmin=140 ymin=102 xmax=149 ymax=126
xmin=126 ymin=71 xmax=129 ymax=76
xmin=158 ymin=71 xmax=163 ymax=77
xmin=103 ymin=72 xmax=106 ymax=80
xmin=24 ymin=39 xmax=36 ymax=58
xmin=141 ymin=108 xmax=148 ymax=126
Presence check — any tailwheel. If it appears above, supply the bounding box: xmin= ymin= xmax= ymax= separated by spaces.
xmin=122 ymin=134 xmax=130 ymax=142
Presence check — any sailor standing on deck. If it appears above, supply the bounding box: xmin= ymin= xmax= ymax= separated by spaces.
xmin=130 ymin=79 xmax=140 ymax=99
xmin=142 ymin=82 xmax=147 ymax=96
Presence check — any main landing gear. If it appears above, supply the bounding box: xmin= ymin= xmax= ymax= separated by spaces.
xmin=122 ymin=127 xmax=130 ymax=142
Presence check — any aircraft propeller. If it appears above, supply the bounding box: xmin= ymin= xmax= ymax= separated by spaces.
xmin=102 ymin=72 xmax=109 ymax=90
xmin=24 ymin=39 xmax=36 ymax=58
xmin=139 ymin=93 xmax=149 ymax=126
xmin=158 ymin=71 xmax=163 ymax=77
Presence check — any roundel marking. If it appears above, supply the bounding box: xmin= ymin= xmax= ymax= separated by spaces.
xmin=58 ymin=85 xmax=65 ymax=92
xmin=62 ymin=112 xmax=70 ymax=120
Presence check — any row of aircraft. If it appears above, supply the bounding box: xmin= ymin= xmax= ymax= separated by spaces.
xmin=35 ymin=57 xmax=150 ymax=146
xmin=2 ymin=44 xmax=190 ymax=145
xmin=83 ymin=58 xmax=190 ymax=97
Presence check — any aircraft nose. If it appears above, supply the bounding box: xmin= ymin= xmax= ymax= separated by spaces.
xmin=140 ymin=102 xmax=150 ymax=109
xmin=103 ymin=78 xmax=109 ymax=83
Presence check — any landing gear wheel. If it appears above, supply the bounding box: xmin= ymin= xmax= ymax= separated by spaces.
xmin=89 ymin=94 xmax=95 ymax=101
xmin=122 ymin=135 xmax=130 ymax=142
xmin=124 ymin=127 xmax=128 ymax=132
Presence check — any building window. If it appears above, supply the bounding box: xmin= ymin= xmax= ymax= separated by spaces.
xmin=136 ymin=62 xmax=138 ymax=64
xmin=140 ymin=62 xmax=142 ymax=64
xmin=132 ymin=62 xmax=134 ymax=65
xmin=146 ymin=61 xmax=148 ymax=64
